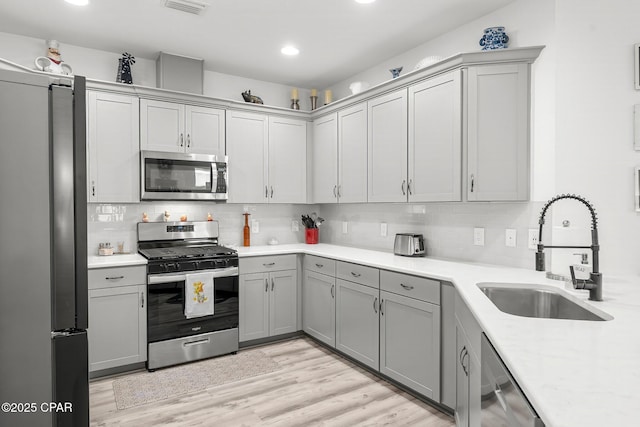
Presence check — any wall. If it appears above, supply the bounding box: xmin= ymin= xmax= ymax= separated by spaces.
xmin=88 ymin=203 xmax=316 ymax=256
xmin=0 ymin=31 xmax=303 ymax=109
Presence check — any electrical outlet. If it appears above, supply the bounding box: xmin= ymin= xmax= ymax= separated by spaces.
xmin=291 ymin=220 xmax=299 ymax=232
xmin=528 ymin=229 xmax=539 ymax=250
xmin=473 ymin=227 xmax=485 ymax=246
xmin=380 ymin=222 xmax=388 ymax=237
xmin=252 ymin=219 xmax=259 ymax=233
xmin=342 ymin=221 xmax=348 ymax=234
xmin=505 ymin=229 xmax=517 ymax=247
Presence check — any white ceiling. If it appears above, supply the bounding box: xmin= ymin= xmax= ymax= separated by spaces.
xmin=0 ymin=0 xmax=514 ymax=88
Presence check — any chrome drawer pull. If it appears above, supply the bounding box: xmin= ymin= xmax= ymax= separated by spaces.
xmin=263 ymin=262 xmax=276 ymax=267
xmin=351 ymin=272 xmax=361 ymax=278
xmin=183 ymin=338 xmax=210 ymax=347
xmin=106 ymin=275 xmax=124 ymax=280
xmin=400 ymin=283 xmax=414 ymax=290
xmin=315 ymin=263 xmax=324 ymax=268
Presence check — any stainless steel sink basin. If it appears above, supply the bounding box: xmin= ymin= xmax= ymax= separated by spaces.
xmin=478 ymin=283 xmax=612 ymax=321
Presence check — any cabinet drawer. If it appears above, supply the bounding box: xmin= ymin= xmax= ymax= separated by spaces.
xmin=88 ymin=265 xmax=146 ymax=290
xmin=336 ymin=261 xmax=379 ymax=288
xmin=380 ymin=270 xmax=440 ymax=305
xmin=304 ymin=255 xmax=336 ymax=276
xmin=240 ymin=254 xmax=297 ymax=274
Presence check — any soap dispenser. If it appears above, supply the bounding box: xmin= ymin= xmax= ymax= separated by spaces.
xmin=572 ymin=253 xmax=592 ymax=280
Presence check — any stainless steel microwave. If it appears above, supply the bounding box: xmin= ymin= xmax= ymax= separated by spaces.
xmin=141 ymin=150 xmax=228 ymax=201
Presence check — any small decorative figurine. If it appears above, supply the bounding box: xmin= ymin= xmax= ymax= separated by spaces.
xmin=34 ymin=40 xmax=73 ymax=75
xmin=389 ymin=67 xmax=403 ymax=79
xmin=164 ymin=211 xmax=170 ymax=222
xmin=241 ymin=90 xmax=264 ymax=104
xmin=142 ymin=212 xmax=149 ymax=222
xmin=116 ymin=52 xmax=135 ymax=84
xmin=479 ymin=27 xmax=509 ymax=50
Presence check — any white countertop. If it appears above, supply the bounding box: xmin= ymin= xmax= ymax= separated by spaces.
xmin=88 ymin=253 xmax=147 ymax=269
xmin=237 ymin=243 xmax=640 ymax=427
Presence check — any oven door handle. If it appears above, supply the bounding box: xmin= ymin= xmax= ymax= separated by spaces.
xmin=148 ymin=267 xmax=239 ymax=284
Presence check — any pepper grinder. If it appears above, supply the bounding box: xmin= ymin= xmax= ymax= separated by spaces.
xmin=243 ymin=212 xmax=251 ymax=247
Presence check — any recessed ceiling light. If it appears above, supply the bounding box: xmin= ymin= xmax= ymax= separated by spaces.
xmin=64 ymin=0 xmax=89 ymax=5
xmin=281 ymin=46 xmax=300 ymax=56
xmin=355 ymin=0 xmax=376 ymax=4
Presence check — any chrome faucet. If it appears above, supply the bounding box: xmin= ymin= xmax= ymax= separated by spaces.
xmin=535 ymin=194 xmax=603 ymax=301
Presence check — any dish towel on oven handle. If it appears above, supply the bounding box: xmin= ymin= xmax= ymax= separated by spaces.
xmin=184 ymin=271 xmax=215 ymax=319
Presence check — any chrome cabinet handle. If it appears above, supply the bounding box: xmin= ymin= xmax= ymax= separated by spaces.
xmin=106 ymin=276 xmax=124 ymax=280
xmin=265 ymin=186 xmax=268 ymax=198
xmin=187 ymin=134 xmax=191 ymax=148
xmin=91 ymin=181 xmax=96 ymax=197
xmin=263 ymin=262 xmax=275 ymax=267
xmin=401 ymin=180 xmax=406 ymax=196
xmin=337 ymin=185 xmax=341 ymax=198
xmin=351 ymin=272 xmax=361 ymax=278
xmin=265 ymin=278 xmax=269 ymax=292
xmin=180 ymin=133 xmax=184 ymax=147
xmin=333 ymin=185 xmax=337 ymax=198
xmin=373 ymin=297 xmax=378 ymax=313
xmin=270 ymin=186 xmax=274 ymax=198
xmin=331 ymin=284 xmax=335 ymax=298
xmin=380 ymin=299 xmax=384 ymax=315
xmin=407 ymin=179 xmax=413 ymax=195
xmin=141 ymin=292 xmax=144 ymax=308
xmin=470 ymin=174 xmax=475 ymax=193
xmin=315 ymin=263 xmax=324 ymax=268
xmin=400 ymin=283 xmax=414 ymax=291
xmin=271 ymin=278 xmax=275 ymax=291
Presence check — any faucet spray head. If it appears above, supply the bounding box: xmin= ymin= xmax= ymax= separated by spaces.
xmin=535 ymin=250 xmax=545 ymax=271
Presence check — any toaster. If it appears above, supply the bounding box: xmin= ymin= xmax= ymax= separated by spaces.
xmin=393 ymin=233 xmax=425 ymax=257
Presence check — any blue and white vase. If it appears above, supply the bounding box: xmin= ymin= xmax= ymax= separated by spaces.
xmin=479 ymin=27 xmax=509 ymax=50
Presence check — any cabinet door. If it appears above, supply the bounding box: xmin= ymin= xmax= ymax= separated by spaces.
xmin=88 ymin=284 xmax=146 ymax=372
xmin=311 ymin=113 xmax=338 ymax=204
xmin=338 ymin=102 xmax=368 ymax=203
xmin=368 ymin=89 xmax=408 ymax=202
xmin=239 ymin=272 xmax=269 ymax=342
xmin=335 ymin=279 xmax=379 ymax=370
xmin=269 ymin=270 xmax=298 ymax=336
xmin=408 ymin=70 xmax=462 ymax=202
xmin=302 ymin=270 xmax=336 ymax=347
xmin=87 ymin=91 xmax=139 ymax=203
xmin=455 ymin=324 xmax=470 ymax=427
xmin=380 ymin=290 xmax=441 ymax=400
xmin=185 ymin=105 xmax=225 ymax=156
xmin=268 ymin=116 xmax=307 ymax=203
xmin=226 ymin=110 xmax=269 ymax=203
xmin=467 ymin=63 xmax=529 ymax=201
xmin=140 ymin=99 xmax=185 ymax=152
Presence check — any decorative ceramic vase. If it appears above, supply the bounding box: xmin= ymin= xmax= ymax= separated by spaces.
xmin=479 ymin=27 xmax=509 ymax=50
xmin=389 ymin=67 xmax=403 ymax=78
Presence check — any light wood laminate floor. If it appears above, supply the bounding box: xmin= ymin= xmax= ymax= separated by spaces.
xmin=90 ymin=337 xmax=454 ymax=426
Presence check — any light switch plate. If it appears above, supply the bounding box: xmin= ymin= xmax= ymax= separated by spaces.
xmin=252 ymin=219 xmax=259 ymax=233
xmin=505 ymin=229 xmax=517 ymax=247
xmin=380 ymin=222 xmax=388 ymax=237
xmin=291 ymin=220 xmax=299 ymax=232
xmin=342 ymin=221 xmax=348 ymax=234
xmin=528 ymin=229 xmax=539 ymax=250
xmin=473 ymin=228 xmax=485 ymax=246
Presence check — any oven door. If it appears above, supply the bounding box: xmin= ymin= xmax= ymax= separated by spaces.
xmin=141 ymin=150 xmax=228 ymax=201
xmin=147 ymin=267 xmax=238 ymax=343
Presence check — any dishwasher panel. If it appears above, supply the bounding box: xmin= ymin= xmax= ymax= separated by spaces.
xmin=481 ymin=333 xmax=544 ymax=427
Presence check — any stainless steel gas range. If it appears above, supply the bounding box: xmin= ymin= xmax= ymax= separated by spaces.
xmin=137 ymin=221 xmax=239 ymax=371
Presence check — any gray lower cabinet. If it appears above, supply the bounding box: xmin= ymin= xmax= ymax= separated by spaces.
xmin=88 ymin=265 xmax=147 ymax=373
xmin=302 ymin=269 xmax=336 ymax=347
xmin=380 ymin=289 xmax=441 ymax=400
xmin=455 ymin=292 xmax=482 ymax=427
xmin=335 ymin=278 xmax=379 ymax=370
xmin=239 ymin=269 xmax=297 ymax=342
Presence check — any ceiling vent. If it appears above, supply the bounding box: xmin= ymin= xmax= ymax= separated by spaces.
xmin=164 ymin=0 xmax=209 ymax=15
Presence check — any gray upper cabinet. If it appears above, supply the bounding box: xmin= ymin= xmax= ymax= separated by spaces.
xmin=311 ymin=113 xmax=338 ymax=204
xmin=367 ymin=89 xmax=408 ymax=202
xmin=87 ymin=91 xmax=140 ymax=203
xmin=408 ymin=70 xmax=462 ymax=202
xmin=466 ymin=63 xmax=530 ymax=201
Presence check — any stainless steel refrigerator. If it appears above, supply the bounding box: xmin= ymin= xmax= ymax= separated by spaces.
xmin=0 ymin=69 xmax=89 ymax=427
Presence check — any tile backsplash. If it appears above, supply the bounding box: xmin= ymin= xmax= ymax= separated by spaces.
xmin=88 ymin=201 xmax=548 ymax=271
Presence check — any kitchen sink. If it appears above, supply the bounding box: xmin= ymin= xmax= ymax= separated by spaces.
xmin=478 ymin=283 xmax=612 ymax=321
